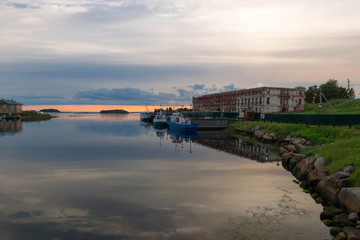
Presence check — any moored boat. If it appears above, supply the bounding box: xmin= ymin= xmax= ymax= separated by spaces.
xmin=153 ymin=110 xmax=168 ymax=128
xmin=167 ymin=112 xmax=198 ymax=133
xmin=140 ymin=112 xmax=153 ymax=123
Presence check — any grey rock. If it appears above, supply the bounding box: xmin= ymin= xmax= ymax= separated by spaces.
xmin=284 ymin=144 xmax=297 ymax=152
xmin=349 ymin=212 xmax=360 ymax=222
xmin=284 ymin=136 xmax=292 ymax=142
xmin=339 ymin=188 xmax=360 ymax=214
xmin=331 ymin=171 xmax=352 ymax=181
xmin=335 ymin=232 xmax=347 ymax=240
xmin=295 ymin=143 xmax=306 ymax=151
xmin=343 ymin=166 xmax=355 ymax=174
xmin=357 ymin=221 xmax=360 ymax=225
xmin=314 ymin=157 xmax=326 ymax=167
xmin=262 ymin=135 xmax=273 ymax=141
xmin=292 ymin=138 xmax=307 ymax=146
xmin=333 ymin=214 xmax=356 ymax=228
xmin=279 ymin=147 xmax=288 ymax=154
xmin=343 ymin=227 xmax=360 ymax=240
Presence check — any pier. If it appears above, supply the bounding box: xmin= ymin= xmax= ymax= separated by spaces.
xmin=190 ymin=118 xmax=235 ymax=130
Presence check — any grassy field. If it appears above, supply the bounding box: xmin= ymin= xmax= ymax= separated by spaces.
xmin=231 ymin=121 xmax=360 ymax=186
xmin=294 ymin=99 xmax=360 ymax=114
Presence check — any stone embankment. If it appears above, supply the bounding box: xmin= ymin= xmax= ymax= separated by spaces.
xmin=235 ymin=125 xmax=360 ymax=240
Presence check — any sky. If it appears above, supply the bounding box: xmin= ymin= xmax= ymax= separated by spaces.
xmin=1 ymin=0 xmax=360 ymax=106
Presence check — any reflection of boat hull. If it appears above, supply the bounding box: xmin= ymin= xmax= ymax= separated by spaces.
xmin=167 ymin=121 xmax=198 ymax=133
xmin=153 ymin=122 xmax=168 ymax=128
xmin=140 ymin=117 xmax=151 ymax=122
xmin=167 ymin=129 xmax=198 ymax=140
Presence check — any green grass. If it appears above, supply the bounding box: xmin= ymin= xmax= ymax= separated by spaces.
xmin=231 ymin=121 xmax=360 ymax=186
xmin=19 ymin=111 xmax=53 ymax=121
xmin=295 ymin=99 xmax=360 ymax=114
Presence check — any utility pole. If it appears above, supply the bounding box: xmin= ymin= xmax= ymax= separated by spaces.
xmin=347 ymin=79 xmax=350 ymax=90
xmin=319 ymin=87 xmax=322 ymax=115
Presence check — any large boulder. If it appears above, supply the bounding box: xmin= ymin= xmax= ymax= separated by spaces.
xmin=338 ymin=188 xmax=360 ymax=214
xmin=288 ymin=154 xmax=307 ymax=171
xmin=291 ymin=138 xmax=307 ymax=146
xmin=330 ymin=171 xmax=351 ymax=190
xmin=306 ymin=166 xmax=327 ymax=187
xmin=343 ymin=227 xmax=360 ymax=240
xmin=292 ymin=156 xmax=314 ymax=180
xmin=316 ymin=176 xmax=339 ymax=205
xmin=284 ymin=144 xmax=298 ymax=153
xmin=314 ymin=157 xmax=326 ymax=167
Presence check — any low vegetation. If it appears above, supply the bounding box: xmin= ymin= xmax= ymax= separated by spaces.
xmin=294 ymin=99 xmax=360 ymax=115
xmin=100 ymin=109 xmax=129 ymax=114
xmin=40 ymin=108 xmax=60 ymax=113
xmin=19 ymin=111 xmax=53 ymax=121
xmin=231 ymin=121 xmax=360 ymax=186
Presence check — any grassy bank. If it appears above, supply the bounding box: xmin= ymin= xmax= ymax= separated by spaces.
xmin=231 ymin=121 xmax=360 ymax=186
xmin=294 ymin=99 xmax=360 ymax=114
xmin=20 ymin=111 xmax=53 ymax=121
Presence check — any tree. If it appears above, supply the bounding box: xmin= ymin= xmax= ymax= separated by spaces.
xmin=305 ymin=79 xmax=355 ymax=103
xmin=305 ymin=85 xmax=320 ymax=103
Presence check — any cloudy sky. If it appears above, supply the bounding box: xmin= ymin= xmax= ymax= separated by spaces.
xmin=1 ymin=0 xmax=360 ymax=106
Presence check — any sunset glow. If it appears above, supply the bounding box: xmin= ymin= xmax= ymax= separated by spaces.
xmin=23 ymin=105 xmax=191 ymax=112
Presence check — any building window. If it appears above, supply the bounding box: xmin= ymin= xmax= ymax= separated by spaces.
xmin=267 ymin=97 xmax=270 ymax=105
xmin=299 ymin=98 xmax=302 ymax=105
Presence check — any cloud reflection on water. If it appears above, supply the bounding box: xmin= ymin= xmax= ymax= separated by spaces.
xmin=0 ymin=115 xmax=330 ymax=239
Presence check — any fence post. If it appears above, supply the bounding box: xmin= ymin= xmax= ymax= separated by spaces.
xmin=349 ymin=120 xmax=352 ymax=129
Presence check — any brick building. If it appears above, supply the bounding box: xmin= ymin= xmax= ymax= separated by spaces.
xmin=0 ymin=99 xmax=23 ymax=114
xmin=192 ymin=87 xmax=304 ymax=114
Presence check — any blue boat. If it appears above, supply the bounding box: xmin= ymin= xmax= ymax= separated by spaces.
xmin=167 ymin=112 xmax=198 ymax=133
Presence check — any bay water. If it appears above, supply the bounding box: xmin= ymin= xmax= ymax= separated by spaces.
xmin=0 ymin=113 xmax=331 ymax=239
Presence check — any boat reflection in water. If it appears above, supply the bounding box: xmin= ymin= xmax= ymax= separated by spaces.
xmin=194 ymin=131 xmax=281 ymax=163
xmin=166 ymin=129 xmax=198 ymax=153
xmin=0 ymin=120 xmax=23 ymax=136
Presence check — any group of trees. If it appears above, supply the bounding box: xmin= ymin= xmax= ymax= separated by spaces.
xmin=303 ymin=79 xmax=355 ymax=104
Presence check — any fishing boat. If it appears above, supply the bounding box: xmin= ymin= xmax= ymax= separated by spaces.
xmin=140 ymin=112 xmax=153 ymax=123
xmin=153 ymin=110 xmax=168 ymax=128
xmin=167 ymin=112 xmax=198 ymax=133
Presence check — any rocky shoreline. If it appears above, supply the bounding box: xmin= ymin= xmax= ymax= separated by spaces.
xmin=234 ymin=125 xmax=360 ymax=240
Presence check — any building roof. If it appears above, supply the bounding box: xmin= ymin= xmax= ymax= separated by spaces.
xmin=0 ymin=99 xmax=22 ymax=105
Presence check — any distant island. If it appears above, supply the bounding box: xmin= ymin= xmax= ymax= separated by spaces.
xmin=40 ymin=108 xmax=60 ymax=113
xmin=100 ymin=109 xmax=129 ymax=114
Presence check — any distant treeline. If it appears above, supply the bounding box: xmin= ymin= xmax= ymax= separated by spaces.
xmin=100 ymin=109 xmax=129 ymax=114
xmin=40 ymin=109 xmax=60 ymax=113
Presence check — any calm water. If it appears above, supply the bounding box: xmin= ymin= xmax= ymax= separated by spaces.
xmin=0 ymin=113 xmax=331 ymax=240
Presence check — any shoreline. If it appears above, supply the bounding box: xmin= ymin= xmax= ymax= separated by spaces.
xmin=230 ymin=123 xmax=360 ymax=240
